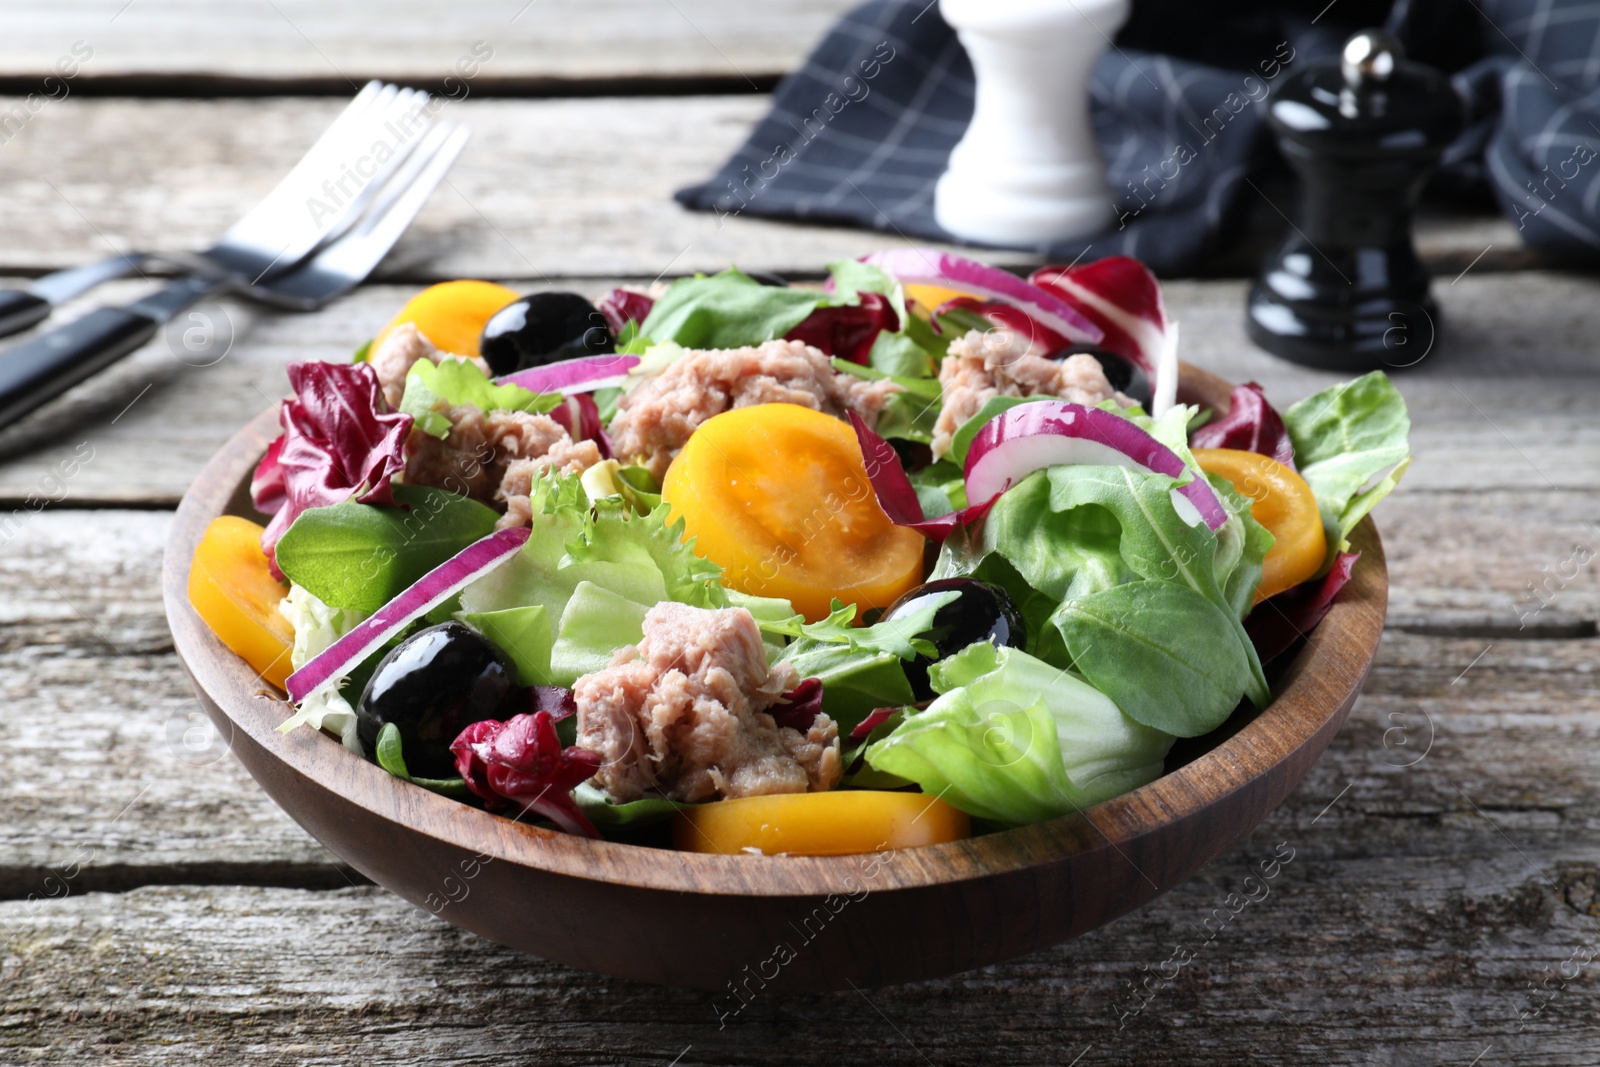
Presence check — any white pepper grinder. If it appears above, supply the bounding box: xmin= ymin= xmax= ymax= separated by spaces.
xmin=934 ymin=0 xmax=1128 ymax=245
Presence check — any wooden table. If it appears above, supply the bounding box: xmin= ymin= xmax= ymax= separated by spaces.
xmin=1 ymin=4 xmax=1596 ymax=1064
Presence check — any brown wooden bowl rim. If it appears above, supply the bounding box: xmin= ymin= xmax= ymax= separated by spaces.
xmin=161 ymin=362 xmax=1387 ymax=898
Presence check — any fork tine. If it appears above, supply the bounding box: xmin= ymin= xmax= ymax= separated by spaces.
xmin=262 ymin=122 xmax=470 ymax=307
xmin=222 ymin=82 xmax=439 ymax=273
xmin=219 ymin=80 xmax=385 ymax=241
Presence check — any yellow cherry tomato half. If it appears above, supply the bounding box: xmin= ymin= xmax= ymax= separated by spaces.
xmin=662 ymin=403 xmax=926 ymax=622
xmin=673 ymin=790 xmax=970 ymax=856
xmin=188 ymin=516 xmax=295 ymax=690
xmin=371 ymin=279 xmax=520 ymax=357
xmin=1193 ymin=447 xmax=1327 ymax=604
xmin=903 ymin=282 xmax=977 ymax=319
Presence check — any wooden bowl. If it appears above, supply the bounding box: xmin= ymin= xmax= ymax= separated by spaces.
xmin=162 ymin=364 xmax=1387 ymax=992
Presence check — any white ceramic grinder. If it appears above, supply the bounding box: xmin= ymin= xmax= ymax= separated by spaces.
xmin=934 ymin=0 xmax=1128 ymax=244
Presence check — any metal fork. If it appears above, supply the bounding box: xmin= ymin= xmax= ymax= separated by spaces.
xmin=0 ymin=80 xmax=434 ymax=337
xmin=0 ymin=120 xmax=470 ymax=431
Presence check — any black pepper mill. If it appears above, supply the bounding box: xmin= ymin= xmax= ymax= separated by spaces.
xmin=1247 ymin=30 xmax=1464 ymax=371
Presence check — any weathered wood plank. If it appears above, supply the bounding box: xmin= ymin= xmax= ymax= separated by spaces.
xmin=1 ymin=271 xmax=1596 ymax=507
xmin=1 ymin=840 xmax=1596 ymax=1065
xmin=0 ymin=1 xmax=856 ymax=88
xmin=0 ymin=97 xmax=1546 ymax=280
xmin=2 ymin=507 xmax=1598 ymax=889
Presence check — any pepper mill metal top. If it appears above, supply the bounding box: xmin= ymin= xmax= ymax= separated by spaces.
xmin=1247 ymin=29 xmax=1465 ymax=371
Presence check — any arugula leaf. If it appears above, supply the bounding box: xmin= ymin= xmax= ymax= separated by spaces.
xmin=374 ymin=722 xmax=471 ymax=797
xmin=275 ymin=484 xmax=500 ymax=616
xmin=639 ymin=269 xmax=826 ymax=349
xmin=1050 ymin=580 xmax=1253 ymax=737
xmin=572 ymin=782 xmax=690 ymax=829
xmin=832 ymin=358 xmax=944 ymax=444
xmin=1284 ymin=371 xmax=1412 ymax=557
xmin=399 ymin=358 xmax=562 ymax=438
xmin=948 ymin=395 xmax=1049 ymax=465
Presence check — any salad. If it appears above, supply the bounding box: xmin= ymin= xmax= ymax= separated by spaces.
xmin=187 ymin=251 xmax=1411 ymax=856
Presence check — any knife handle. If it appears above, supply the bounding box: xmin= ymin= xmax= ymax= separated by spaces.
xmin=0 ymin=307 xmax=160 ymax=430
xmin=0 ymin=289 xmax=51 ymax=339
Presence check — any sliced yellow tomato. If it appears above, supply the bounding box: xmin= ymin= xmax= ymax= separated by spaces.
xmin=674 ymin=790 xmax=970 ymax=856
xmin=1193 ymin=447 xmax=1327 ymax=604
xmin=371 ymin=280 xmax=520 ymax=357
xmin=188 ymin=516 xmax=295 ymax=689
xmin=903 ymin=282 xmax=977 ymax=319
xmin=662 ymin=403 xmax=925 ymax=622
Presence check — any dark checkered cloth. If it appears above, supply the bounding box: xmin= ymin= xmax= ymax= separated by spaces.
xmin=675 ymin=0 xmax=1600 ymax=273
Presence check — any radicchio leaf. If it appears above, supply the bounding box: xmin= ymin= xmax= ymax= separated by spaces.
xmin=1029 ymin=257 xmax=1169 ymax=378
xmin=251 ymin=434 xmax=287 ymax=516
xmin=597 ymin=288 xmax=655 ymax=337
xmin=261 ymin=361 xmax=413 ymax=574
xmin=849 ymin=706 xmax=897 ymax=741
xmin=935 ymin=297 xmax=1070 ymax=353
xmin=785 ymin=292 xmax=899 ymax=365
xmin=1191 ymin=382 xmax=1296 ymax=469
xmin=548 ymin=392 xmax=612 ymax=458
xmin=770 ymin=677 xmax=825 ymax=731
xmin=848 ymin=412 xmax=999 ymax=544
xmin=1245 ymin=551 xmax=1360 ymax=664
xmin=451 ymin=711 xmax=602 ymax=838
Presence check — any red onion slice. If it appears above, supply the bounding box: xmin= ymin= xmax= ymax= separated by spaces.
xmin=848 ymin=413 xmax=1000 ymax=544
xmin=861 ymin=249 xmax=1102 ymax=346
xmin=285 ymin=527 xmax=532 ymax=703
xmin=496 ymin=354 xmax=640 ymax=396
xmin=962 ymin=402 xmax=1228 ymax=531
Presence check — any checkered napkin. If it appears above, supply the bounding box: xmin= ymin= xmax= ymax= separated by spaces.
xmin=675 ymin=0 xmax=1600 ymax=272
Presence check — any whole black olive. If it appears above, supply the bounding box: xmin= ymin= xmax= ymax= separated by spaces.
xmin=357 ymin=622 xmax=515 ymax=778
xmin=884 ymin=578 xmax=1027 ymax=701
xmin=479 ymin=291 xmax=615 ymax=376
xmin=1051 ymin=345 xmax=1153 ymax=408
xmin=746 ymin=270 xmax=789 ymax=287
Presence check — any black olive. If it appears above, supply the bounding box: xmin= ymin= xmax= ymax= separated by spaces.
xmin=479 ymin=292 xmax=615 ymax=376
xmin=883 ymin=578 xmax=1027 ymax=701
xmin=745 ymin=270 xmax=789 ymax=287
xmin=1051 ymin=345 xmax=1153 ymax=408
xmin=357 ymin=622 xmax=516 ymax=778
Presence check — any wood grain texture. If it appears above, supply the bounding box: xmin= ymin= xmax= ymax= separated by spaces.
xmin=0 ymin=96 xmax=1540 ymax=280
xmin=151 ymin=367 xmax=1386 ymax=990
xmin=2 ymin=839 xmax=1596 ymax=1065
xmin=0 ymin=500 xmax=1583 ymax=887
xmin=0 ymin=271 xmax=1594 ymax=509
xmin=0 ymin=1 xmax=856 ymax=87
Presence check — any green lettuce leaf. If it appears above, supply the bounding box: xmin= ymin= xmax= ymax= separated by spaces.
xmin=398 ymin=357 xmax=561 ymax=438
xmin=549 ymin=581 xmax=652 ymax=687
xmin=951 ymin=465 xmax=1271 ymax=712
xmin=1207 ymin=472 xmax=1275 ymax=620
xmin=275 ymin=484 xmax=500 ymax=616
xmin=456 ymin=471 xmax=726 ymax=672
xmin=865 ymin=643 xmax=1172 ymax=824
xmin=639 ymin=269 xmax=826 ymax=349
xmin=761 ymin=593 xmax=956 ymax=662
xmin=1284 ymin=371 xmax=1412 ymax=557
xmin=459 ymin=605 xmax=554 ymax=687
xmin=1049 ymin=580 xmax=1253 ymax=737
